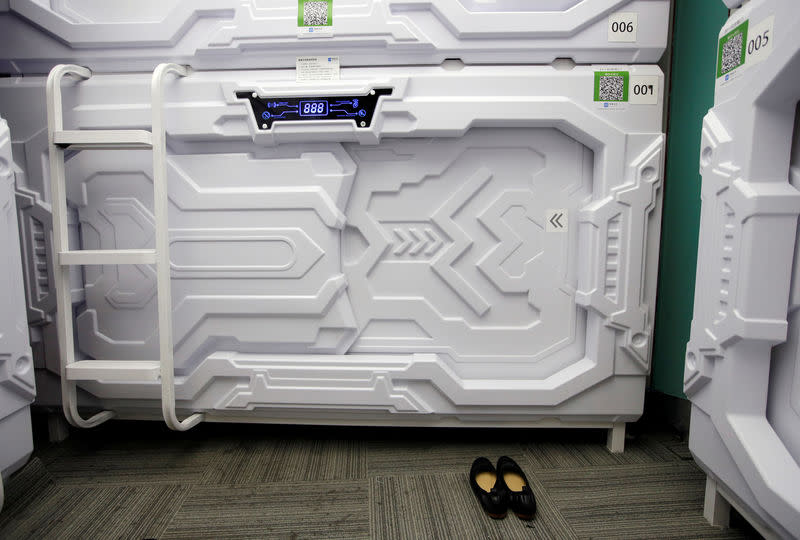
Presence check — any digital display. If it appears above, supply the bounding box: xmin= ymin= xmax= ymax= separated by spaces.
xmin=299 ymin=100 xmax=328 ymax=116
xmin=236 ymin=88 xmax=392 ymax=130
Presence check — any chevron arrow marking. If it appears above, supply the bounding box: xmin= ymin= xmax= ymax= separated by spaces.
xmin=393 ymin=228 xmax=412 ymax=255
xmin=408 ymin=228 xmax=426 ymax=256
xmin=424 ymin=228 xmax=443 ymax=256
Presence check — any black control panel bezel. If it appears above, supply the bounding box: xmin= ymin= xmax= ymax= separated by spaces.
xmin=236 ymin=88 xmax=393 ymax=130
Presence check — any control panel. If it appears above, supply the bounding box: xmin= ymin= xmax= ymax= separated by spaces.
xmin=236 ymin=88 xmax=392 ymax=129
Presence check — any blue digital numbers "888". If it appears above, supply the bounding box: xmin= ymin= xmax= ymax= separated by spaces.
xmin=299 ymin=100 xmax=328 ymax=116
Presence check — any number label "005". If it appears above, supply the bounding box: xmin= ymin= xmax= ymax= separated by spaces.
xmin=747 ymin=29 xmax=769 ymax=55
xmin=743 ymin=16 xmax=775 ymax=68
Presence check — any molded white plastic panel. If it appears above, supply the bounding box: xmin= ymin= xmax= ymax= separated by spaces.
xmin=0 ymin=0 xmax=669 ymax=74
xmin=686 ymin=0 xmax=800 ymax=537
xmin=0 ymin=64 xmax=664 ymax=426
xmin=0 ymin=116 xmax=35 ymax=483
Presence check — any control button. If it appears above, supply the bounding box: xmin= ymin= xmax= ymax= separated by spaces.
xmin=352 ymin=99 xmax=359 ymax=108
xmin=358 ymin=109 xmax=366 ymax=117
xmin=262 ymin=111 xmax=271 ymax=120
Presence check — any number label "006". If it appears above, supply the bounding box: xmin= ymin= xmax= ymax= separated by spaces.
xmin=611 ymin=21 xmax=634 ymax=33
xmin=608 ymin=12 xmax=638 ymax=43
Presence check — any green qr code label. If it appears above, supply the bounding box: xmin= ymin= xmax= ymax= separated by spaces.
xmin=299 ymin=0 xmax=333 ymax=27
xmin=717 ymin=20 xmax=748 ymax=78
xmin=594 ymin=71 xmax=629 ymax=102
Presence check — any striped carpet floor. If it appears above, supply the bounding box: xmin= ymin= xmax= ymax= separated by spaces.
xmin=0 ymin=420 xmax=761 ymax=539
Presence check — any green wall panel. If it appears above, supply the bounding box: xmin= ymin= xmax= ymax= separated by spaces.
xmin=651 ymin=0 xmax=729 ymax=398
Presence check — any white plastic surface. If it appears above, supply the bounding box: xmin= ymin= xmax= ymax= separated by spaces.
xmin=66 ymin=361 xmax=161 ymax=381
xmin=0 ymin=116 xmax=35 ymax=486
xmin=59 ymin=249 xmax=157 ymax=266
xmin=0 ymin=64 xmax=664 ymax=426
xmin=0 ymin=0 xmax=670 ymax=74
xmin=53 ymin=130 xmax=154 ymax=150
xmin=685 ymin=0 xmax=800 ymax=537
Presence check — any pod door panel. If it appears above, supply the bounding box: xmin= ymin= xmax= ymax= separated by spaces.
xmin=0 ymin=0 xmax=670 ymax=73
xmin=0 ymin=64 xmax=664 ymax=423
xmin=0 ymin=115 xmax=35 ymax=483
xmin=685 ymin=0 xmax=800 ymax=536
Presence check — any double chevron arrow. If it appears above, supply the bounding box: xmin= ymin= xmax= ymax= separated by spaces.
xmin=549 ymin=212 xmax=564 ymax=229
xmin=393 ymin=227 xmax=443 ymax=256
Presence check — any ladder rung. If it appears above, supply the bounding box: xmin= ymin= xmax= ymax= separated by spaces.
xmin=53 ymin=130 xmax=153 ymax=149
xmin=59 ymin=249 xmax=156 ymax=266
xmin=66 ymin=360 xmax=161 ymax=381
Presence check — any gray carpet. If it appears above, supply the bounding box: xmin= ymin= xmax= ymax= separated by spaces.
xmin=0 ymin=420 xmax=761 ymax=539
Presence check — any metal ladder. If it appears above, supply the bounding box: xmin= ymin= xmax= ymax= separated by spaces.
xmin=47 ymin=63 xmax=204 ymax=431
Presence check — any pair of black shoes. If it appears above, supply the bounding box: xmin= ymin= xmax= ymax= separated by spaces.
xmin=469 ymin=456 xmax=536 ymax=521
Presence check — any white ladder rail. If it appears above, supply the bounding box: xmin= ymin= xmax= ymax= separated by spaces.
xmin=151 ymin=63 xmax=203 ymax=431
xmin=47 ymin=64 xmax=115 ymax=428
xmin=46 ymin=63 xmax=203 ymax=431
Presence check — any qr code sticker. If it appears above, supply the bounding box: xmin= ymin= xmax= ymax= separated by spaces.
xmin=303 ymin=1 xmax=329 ymax=26
xmin=720 ymin=31 xmax=744 ymax=75
xmin=599 ymin=75 xmax=625 ymax=101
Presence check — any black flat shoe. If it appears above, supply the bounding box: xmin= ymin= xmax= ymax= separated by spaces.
xmin=496 ymin=456 xmax=536 ymax=520
xmin=469 ymin=457 xmax=508 ymax=519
